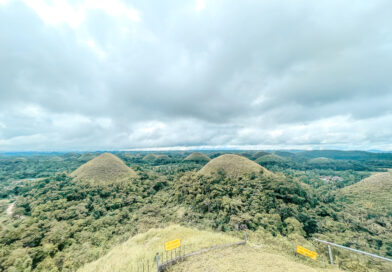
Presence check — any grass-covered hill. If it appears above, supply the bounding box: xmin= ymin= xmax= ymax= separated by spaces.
xmin=71 ymin=153 xmax=137 ymax=182
xmin=338 ymin=170 xmax=392 ymax=213
xmin=313 ymin=171 xmax=392 ymax=271
xmin=78 ymin=225 xmax=240 ymax=272
xmin=256 ymin=153 xmax=289 ymax=168
xmin=142 ymin=153 xmax=157 ymax=161
xmin=184 ymin=152 xmax=210 ymax=162
xmin=198 ymin=154 xmax=272 ymax=178
xmin=1 ymin=151 xmax=392 ymax=271
xmin=142 ymin=154 xmax=172 ymax=163
xmin=251 ymin=151 xmax=271 ymax=160
xmin=79 ymin=225 xmax=342 ymax=272
xmin=154 ymin=154 xmax=172 ymax=163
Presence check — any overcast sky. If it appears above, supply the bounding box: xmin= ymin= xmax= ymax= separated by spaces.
xmin=0 ymin=0 xmax=392 ymax=151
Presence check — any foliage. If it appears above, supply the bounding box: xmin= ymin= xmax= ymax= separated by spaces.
xmin=0 ymin=150 xmax=392 ymax=271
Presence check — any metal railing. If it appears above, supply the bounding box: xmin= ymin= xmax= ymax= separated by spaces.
xmin=314 ymin=238 xmax=392 ymax=265
xmin=155 ymin=231 xmax=247 ymax=272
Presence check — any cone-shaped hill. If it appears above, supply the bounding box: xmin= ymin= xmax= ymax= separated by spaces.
xmin=252 ymin=151 xmax=270 ymax=160
xmin=142 ymin=154 xmax=171 ymax=162
xmin=71 ymin=153 xmax=137 ymax=182
xmin=198 ymin=154 xmax=272 ymax=178
xmin=338 ymin=170 xmax=392 ymax=213
xmin=184 ymin=152 xmax=211 ymax=162
xmin=142 ymin=154 xmax=157 ymax=161
xmin=308 ymin=157 xmax=334 ymax=164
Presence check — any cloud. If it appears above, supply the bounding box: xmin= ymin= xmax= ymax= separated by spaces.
xmin=0 ymin=0 xmax=392 ymax=151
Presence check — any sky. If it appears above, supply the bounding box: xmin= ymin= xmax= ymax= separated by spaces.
xmin=0 ymin=0 xmax=392 ymax=151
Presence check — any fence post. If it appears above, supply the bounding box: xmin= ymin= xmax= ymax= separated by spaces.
xmin=244 ymin=231 xmax=247 ymax=244
xmin=328 ymin=244 xmax=334 ymax=265
xmin=155 ymin=253 xmax=159 ymax=272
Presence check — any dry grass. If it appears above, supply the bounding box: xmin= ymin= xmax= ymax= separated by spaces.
xmin=170 ymin=245 xmax=342 ymax=272
xmin=79 ymin=224 xmax=343 ymax=272
xmin=71 ymin=153 xmax=137 ymax=182
xmin=184 ymin=152 xmax=211 ymax=162
xmin=338 ymin=170 xmax=392 ymax=213
xmin=198 ymin=154 xmax=272 ymax=179
xmin=78 ymin=225 xmax=240 ymax=272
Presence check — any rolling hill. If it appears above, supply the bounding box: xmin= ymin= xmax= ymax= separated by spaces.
xmin=184 ymin=152 xmax=211 ymax=162
xmin=338 ymin=170 xmax=392 ymax=213
xmin=70 ymin=153 xmax=137 ymax=182
xmin=142 ymin=154 xmax=157 ymax=161
xmin=256 ymin=153 xmax=288 ymax=166
xmin=198 ymin=154 xmax=272 ymax=178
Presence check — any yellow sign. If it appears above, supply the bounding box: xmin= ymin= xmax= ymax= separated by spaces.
xmin=297 ymin=245 xmax=318 ymax=260
xmin=165 ymin=239 xmax=181 ymax=251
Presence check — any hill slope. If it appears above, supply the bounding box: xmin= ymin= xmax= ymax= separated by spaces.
xmin=78 ymin=225 xmax=342 ymax=272
xmin=78 ymin=225 xmax=240 ymax=272
xmin=198 ymin=154 xmax=272 ymax=178
xmin=142 ymin=154 xmax=157 ymax=161
xmin=184 ymin=152 xmax=211 ymax=162
xmin=71 ymin=153 xmax=137 ymax=182
xmin=170 ymin=245 xmax=341 ymax=272
xmin=338 ymin=170 xmax=392 ymax=213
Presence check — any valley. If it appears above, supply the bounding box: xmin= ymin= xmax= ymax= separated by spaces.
xmin=0 ymin=150 xmax=391 ymax=271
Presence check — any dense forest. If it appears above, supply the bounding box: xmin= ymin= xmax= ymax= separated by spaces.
xmin=0 ymin=150 xmax=391 ymax=271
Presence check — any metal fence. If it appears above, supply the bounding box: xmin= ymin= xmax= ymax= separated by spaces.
xmin=155 ymin=231 xmax=247 ymax=272
xmin=314 ymin=238 xmax=392 ymax=265
xmin=130 ymin=258 xmax=154 ymax=272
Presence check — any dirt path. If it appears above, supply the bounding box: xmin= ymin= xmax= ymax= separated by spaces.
xmin=6 ymin=202 xmax=14 ymax=216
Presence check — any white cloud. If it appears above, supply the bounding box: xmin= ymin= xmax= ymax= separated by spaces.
xmin=23 ymin=0 xmax=140 ymax=29
xmin=84 ymin=0 xmax=140 ymax=22
xmin=24 ymin=0 xmax=84 ymax=28
xmin=195 ymin=0 xmax=205 ymax=13
xmin=1 ymin=0 xmax=392 ymax=151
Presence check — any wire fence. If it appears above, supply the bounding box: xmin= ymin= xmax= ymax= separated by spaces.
xmin=155 ymin=231 xmax=247 ymax=272
xmin=130 ymin=234 xmax=392 ymax=271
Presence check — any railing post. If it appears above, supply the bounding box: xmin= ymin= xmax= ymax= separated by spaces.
xmin=155 ymin=253 xmax=159 ymax=272
xmin=328 ymin=244 xmax=334 ymax=265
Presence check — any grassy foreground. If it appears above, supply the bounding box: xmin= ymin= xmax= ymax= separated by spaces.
xmin=78 ymin=225 xmax=343 ymax=272
xmin=170 ymin=245 xmax=341 ymax=272
xmin=78 ymin=225 xmax=240 ymax=272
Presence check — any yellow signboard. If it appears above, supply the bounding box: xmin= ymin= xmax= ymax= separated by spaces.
xmin=297 ymin=245 xmax=317 ymax=260
xmin=165 ymin=239 xmax=181 ymax=251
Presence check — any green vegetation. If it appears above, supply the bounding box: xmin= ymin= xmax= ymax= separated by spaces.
xmin=198 ymin=154 xmax=272 ymax=178
xmin=142 ymin=154 xmax=157 ymax=161
xmin=338 ymin=170 xmax=392 ymax=213
xmin=251 ymin=151 xmax=271 ymax=160
xmin=142 ymin=153 xmax=172 ymax=164
xmin=184 ymin=152 xmax=210 ymax=163
xmin=256 ymin=153 xmax=289 ymax=168
xmin=0 ymin=150 xmax=391 ymax=271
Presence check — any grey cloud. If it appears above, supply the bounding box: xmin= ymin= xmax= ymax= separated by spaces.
xmin=0 ymin=0 xmax=392 ymax=151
